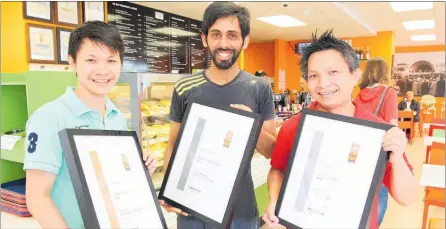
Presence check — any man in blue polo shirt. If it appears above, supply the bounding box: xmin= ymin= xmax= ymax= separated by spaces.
xmin=23 ymin=21 xmax=157 ymax=229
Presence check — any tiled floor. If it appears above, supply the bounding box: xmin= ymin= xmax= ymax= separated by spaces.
xmin=260 ymin=135 xmax=445 ymax=229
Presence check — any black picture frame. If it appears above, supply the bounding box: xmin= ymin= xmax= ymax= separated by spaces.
xmin=158 ymin=99 xmax=264 ymax=229
xmin=23 ymin=2 xmax=54 ymax=23
xmin=56 ymin=27 xmax=73 ymax=65
xmin=26 ymin=23 xmax=57 ymax=64
xmin=58 ymin=129 xmax=168 ymax=229
xmin=275 ymin=108 xmax=392 ymax=229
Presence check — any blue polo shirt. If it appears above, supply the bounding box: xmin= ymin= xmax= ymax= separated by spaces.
xmin=23 ymin=87 xmax=128 ymax=229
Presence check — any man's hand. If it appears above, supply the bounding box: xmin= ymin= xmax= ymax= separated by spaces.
xmin=159 ymin=200 xmax=189 ymax=216
xmin=383 ymin=127 xmax=407 ymax=162
xmin=230 ymin=104 xmax=252 ymax=112
xmin=144 ymin=154 xmax=157 ymax=176
xmin=262 ymin=202 xmax=280 ymax=229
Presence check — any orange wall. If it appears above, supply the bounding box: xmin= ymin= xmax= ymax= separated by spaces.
xmin=244 ymin=42 xmax=274 ymax=77
xmin=396 ymin=45 xmax=445 ymax=53
xmin=273 ymin=39 xmax=301 ymax=100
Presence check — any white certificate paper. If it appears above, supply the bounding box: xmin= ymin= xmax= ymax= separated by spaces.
xmin=84 ymin=2 xmax=105 ymax=22
xmin=278 ymin=114 xmax=387 ymax=229
xmin=57 ymin=2 xmax=79 ymax=25
xmin=163 ymin=103 xmax=255 ymax=223
xmin=29 ymin=27 xmax=54 ymax=61
xmin=26 ymin=2 xmax=52 ymax=20
xmin=73 ymin=135 xmax=164 ymax=229
xmin=59 ymin=30 xmax=70 ymax=62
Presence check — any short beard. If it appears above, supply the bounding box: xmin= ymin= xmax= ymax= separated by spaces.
xmin=206 ymin=40 xmax=243 ymax=70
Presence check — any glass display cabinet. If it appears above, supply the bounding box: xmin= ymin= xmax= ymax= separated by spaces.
xmin=109 ymin=73 xmax=185 ymax=190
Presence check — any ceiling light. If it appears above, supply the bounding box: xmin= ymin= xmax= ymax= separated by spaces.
xmin=403 ymin=19 xmax=435 ymax=30
xmin=256 ymin=15 xmax=306 ymax=27
xmin=411 ymin=34 xmax=436 ymax=41
xmin=390 ymin=2 xmax=433 ymax=12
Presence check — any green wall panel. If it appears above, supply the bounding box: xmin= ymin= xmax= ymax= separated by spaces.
xmin=1 ymin=160 xmax=25 ymax=184
xmin=1 ymin=85 xmax=27 ymax=133
xmin=26 ymin=71 xmax=77 ymax=116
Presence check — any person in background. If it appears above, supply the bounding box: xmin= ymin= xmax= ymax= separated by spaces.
xmin=262 ymin=30 xmax=417 ymax=229
xmin=398 ymin=91 xmax=420 ymax=122
xmin=436 ymin=74 xmax=445 ymax=97
xmin=161 ymin=2 xmax=277 ymax=228
xmin=398 ymin=91 xmax=420 ymax=140
xmin=23 ymin=21 xmax=157 ymax=229
xmin=298 ymin=77 xmax=313 ymax=109
xmin=354 ymin=57 xmax=398 ymax=225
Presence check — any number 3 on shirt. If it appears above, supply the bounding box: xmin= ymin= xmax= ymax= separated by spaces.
xmin=27 ymin=132 xmax=38 ymax=153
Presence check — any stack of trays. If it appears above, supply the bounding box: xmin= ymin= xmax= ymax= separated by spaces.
xmin=1 ymin=179 xmax=31 ymax=217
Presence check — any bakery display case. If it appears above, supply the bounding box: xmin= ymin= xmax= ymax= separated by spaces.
xmin=109 ymin=73 xmax=186 ymax=189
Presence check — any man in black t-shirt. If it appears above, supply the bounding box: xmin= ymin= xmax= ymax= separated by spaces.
xmin=160 ymin=2 xmax=277 ymax=229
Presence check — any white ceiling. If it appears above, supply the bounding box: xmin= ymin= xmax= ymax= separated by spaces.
xmin=134 ymin=1 xmax=445 ymax=46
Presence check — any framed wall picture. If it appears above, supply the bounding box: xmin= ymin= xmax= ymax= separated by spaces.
xmin=55 ymin=2 xmax=81 ymax=26
xmin=23 ymin=2 xmax=54 ymax=23
xmin=26 ymin=23 xmax=57 ymax=64
xmin=58 ymin=129 xmax=168 ymax=229
xmin=275 ymin=109 xmax=393 ymax=229
xmin=56 ymin=27 xmax=73 ymax=64
xmin=83 ymin=2 xmax=105 ymax=23
xmin=158 ymin=99 xmax=264 ymax=229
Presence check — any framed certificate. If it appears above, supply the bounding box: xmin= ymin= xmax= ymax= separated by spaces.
xmin=58 ymin=129 xmax=168 ymax=229
xmin=23 ymin=2 xmax=54 ymax=23
xmin=55 ymin=2 xmax=81 ymax=26
xmin=56 ymin=28 xmax=73 ymax=64
xmin=26 ymin=24 xmax=57 ymax=64
xmin=158 ymin=100 xmax=264 ymax=229
xmin=56 ymin=28 xmax=72 ymax=64
xmin=83 ymin=2 xmax=105 ymax=23
xmin=275 ymin=109 xmax=393 ymax=229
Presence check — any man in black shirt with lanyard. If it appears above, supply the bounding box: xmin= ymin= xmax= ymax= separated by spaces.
xmin=160 ymin=2 xmax=277 ymax=229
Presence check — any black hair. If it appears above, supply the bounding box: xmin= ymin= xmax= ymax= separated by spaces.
xmin=300 ymin=29 xmax=359 ymax=80
xmin=202 ymin=2 xmax=250 ymax=40
xmin=68 ymin=21 xmax=124 ymax=63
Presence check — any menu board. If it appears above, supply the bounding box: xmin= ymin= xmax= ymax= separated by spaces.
xmin=108 ymin=2 xmax=147 ymax=72
xmin=169 ymin=15 xmax=190 ymax=74
xmin=189 ymin=19 xmax=206 ymax=72
xmin=142 ymin=7 xmax=170 ymax=73
xmin=107 ymin=2 xmax=208 ymax=74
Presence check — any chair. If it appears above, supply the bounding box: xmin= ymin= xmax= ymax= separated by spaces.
xmin=398 ymin=111 xmax=414 ymax=143
xmin=421 ymin=95 xmax=437 ymax=118
xmin=422 ymin=148 xmax=445 ymax=229
xmin=441 ymin=102 xmax=445 ymax=120
xmin=421 ymin=104 xmax=435 ymax=137
xmin=428 ymin=218 xmax=445 ymax=229
xmin=425 ymin=125 xmax=446 ymax=162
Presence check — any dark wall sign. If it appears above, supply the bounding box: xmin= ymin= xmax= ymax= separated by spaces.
xmin=142 ymin=7 xmax=170 ymax=73
xmin=169 ymin=15 xmax=190 ymax=74
xmin=108 ymin=2 xmax=208 ymax=74
xmin=189 ymin=19 xmax=206 ymax=72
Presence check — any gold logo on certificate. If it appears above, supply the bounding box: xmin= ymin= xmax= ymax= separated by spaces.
xmin=223 ymin=131 xmax=233 ymax=148
xmin=121 ymin=153 xmax=131 ymax=171
xmin=348 ymin=143 xmax=360 ymax=163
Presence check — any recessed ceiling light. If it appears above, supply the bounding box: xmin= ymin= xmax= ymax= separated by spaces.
xmin=411 ymin=34 xmax=436 ymax=41
xmin=256 ymin=15 xmax=306 ymax=27
xmin=390 ymin=2 xmax=433 ymax=12
xmin=403 ymin=19 xmax=435 ymax=30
